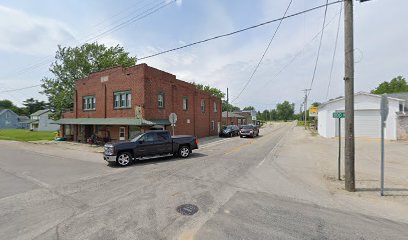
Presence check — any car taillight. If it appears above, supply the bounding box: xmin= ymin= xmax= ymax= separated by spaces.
xmin=195 ymin=137 xmax=199 ymax=145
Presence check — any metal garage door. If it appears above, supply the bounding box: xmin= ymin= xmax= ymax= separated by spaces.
xmin=335 ymin=110 xmax=381 ymax=138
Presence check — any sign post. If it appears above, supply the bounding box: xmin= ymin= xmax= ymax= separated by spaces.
xmin=169 ymin=113 xmax=177 ymax=136
xmin=333 ymin=112 xmax=345 ymax=180
xmin=338 ymin=118 xmax=341 ymax=180
xmin=380 ymin=94 xmax=389 ymax=196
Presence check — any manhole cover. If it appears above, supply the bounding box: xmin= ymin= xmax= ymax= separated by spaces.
xmin=176 ymin=204 xmax=199 ymax=216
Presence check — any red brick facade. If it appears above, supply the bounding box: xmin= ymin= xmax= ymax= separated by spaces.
xmin=60 ymin=64 xmax=222 ymax=141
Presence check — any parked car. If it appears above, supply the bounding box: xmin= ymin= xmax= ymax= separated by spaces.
xmin=103 ymin=130 xmax=198 ymax=166
xmin=239 ymin=124 xmax=259 ymax=138
xmin=219 ymin=125 xmax=240 ymax=137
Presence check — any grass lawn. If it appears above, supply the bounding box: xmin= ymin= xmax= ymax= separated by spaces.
xmin=0 ymin=129 xmax=56 ymax=142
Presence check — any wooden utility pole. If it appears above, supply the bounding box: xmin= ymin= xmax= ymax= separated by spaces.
xmin=226 ymin=88 xmax=229 ymax=125
xmin=344 ymin=0 xmax=355 ymax=192
xmin=302 ymin=89 xmax=311 ymax=129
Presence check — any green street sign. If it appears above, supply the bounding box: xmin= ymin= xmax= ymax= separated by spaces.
xmin=332 ymin=112 xmax=345 ymax=118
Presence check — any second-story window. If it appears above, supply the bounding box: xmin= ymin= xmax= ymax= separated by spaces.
xmin=83 ymin=96 xmax=96 ymax=111
xmin=114 ymin=91 xmax=131 ymax=109
xmin=214 ymin=102 xmax=217 ymax=112
xmin=201 ymin=99 xmax=205 ymax=112
xmin=158 ymin=92 xmax=165 ymax=108
xmin=183 ymin=97 xmax=188 ymax=111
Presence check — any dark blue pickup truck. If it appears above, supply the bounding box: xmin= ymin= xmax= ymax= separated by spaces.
xmin=103 ymin=130 xmax=198 ymax=166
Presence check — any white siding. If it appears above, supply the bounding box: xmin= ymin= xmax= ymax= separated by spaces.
xmin=318 ymin=93 xmax=401 ymax=140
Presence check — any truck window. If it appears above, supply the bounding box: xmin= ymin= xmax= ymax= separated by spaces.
xmin=145 ymin=133 xmax=155 ymax=142
xmin=156 ymin=132 xmax=170 ymax=142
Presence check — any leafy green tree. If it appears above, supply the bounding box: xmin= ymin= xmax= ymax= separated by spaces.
xmin=270 ymin=109 xmax=278 ymax=120
xmin=222 ymin=101 xmax=240 ymax=112
xmin=243 ymin=106 xmax=255 ymax=111
xmin=192 ymin=83 xmax=225 ymax=99
xmin=41 ymin=42 xmax=136 ymax=119
xmin=22 ymin=98 xmax=48 ymax=115
xmin=311 ymin=102 xmax=320 ymax=107
xmin=256 ymin=111 xmax=263 ymax=120
xmin=276 ymin=101 xmax=295 ymax=121
xmin=0 ymin=99 xmax=26 ymax=115
xmin=371 ymin=76 xmax=408 ymax=94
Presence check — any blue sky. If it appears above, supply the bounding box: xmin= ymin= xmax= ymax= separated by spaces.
xmin=0 ymin=0 xmax=407 ymax=111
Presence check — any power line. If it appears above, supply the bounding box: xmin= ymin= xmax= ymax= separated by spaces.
xmin=138 ymin=0 xmax=344 ymax=60
xmin=325 ymin=3 xmax=343 ymax=100
xmin=231 ymin=0 xmax=293 ymax=104
xmin=0 ymin=0 xmax=175 ymax=80
xmin=0 ymin=84 xmax=42 ymax=93
xmin=84 ymin=0 xmax=176 ymax=43
xmin=241 ymin=10 xmax=342 ymax=99
xmin=308 ymin=0 xmax=330 ymax=97
xmin=2 ymin=0 xmax=344 ymax=94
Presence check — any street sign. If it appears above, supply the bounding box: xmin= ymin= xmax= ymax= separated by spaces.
xmin=169 ymin=113 xmax=177 ymax=136
xmin=332 ymin=112 xmax=345 ymax=118
xmin=380 ymin=94 xmax=389 ymax=121
xmin=169 ymin=113 xmax=177 ymax=124
xmin=309 ymin=107 xmax=318 ymax=117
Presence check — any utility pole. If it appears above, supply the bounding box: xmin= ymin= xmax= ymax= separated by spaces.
xmin=226 ymin=88 xmax=229 ymax=125
xmin=344 ymin=0 xmax=355 ymax=192
xmin=302 ymin=89 xmax=311 ymax=129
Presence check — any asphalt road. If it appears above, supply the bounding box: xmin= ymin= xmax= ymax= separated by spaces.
xmin=0 ymin=123 xmax=407 ymax=240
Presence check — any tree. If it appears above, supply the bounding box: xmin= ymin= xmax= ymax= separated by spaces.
xmin=0 ymin=99 xmax=26 ymax=115
xmin=243 ymin=106 xmax=255 ymax=111
xmin=22 ymin=98 xmax=48 ymax=115
xmin=311 ymin=102 xmax=320 ymax=107
xmin=41 ymin=42 xmax=136 ymax=119
xmin=222 ymin=100 xmax=240 ymax=112
xmin=276 ymin=101 xmax=295 ymax=121
xmin=371 ymin=76 xmax=408 ymax=94
xmin=270 ymin=109 xmax=278 ymax=120
xmin=192 ymin=83 xmax=225 ymax=99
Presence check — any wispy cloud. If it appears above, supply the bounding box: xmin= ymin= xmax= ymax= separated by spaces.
xmin=0 ymin=5 xmax=75 ymax=55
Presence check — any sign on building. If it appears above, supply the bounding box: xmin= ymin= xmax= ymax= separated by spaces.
xmin=309 ymin=107 xmax=318 ymax=117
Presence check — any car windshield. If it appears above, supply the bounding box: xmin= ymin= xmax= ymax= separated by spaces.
xmin=242 ymin=125 xmax=253 ymax=129
xmin=130 ymin=132 xmax=144 ymax=142
xmin=223 ymin=126 xmax=232 ymax=130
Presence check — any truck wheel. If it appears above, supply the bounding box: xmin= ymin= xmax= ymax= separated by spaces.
xmin=178 ymin=146 xmax=190 ymax=158
xmin=117 ymin=152 xmax=132 ymax=166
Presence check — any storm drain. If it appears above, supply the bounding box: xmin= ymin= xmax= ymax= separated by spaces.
xmin=176 ymin=204 xmax=199 ymax=216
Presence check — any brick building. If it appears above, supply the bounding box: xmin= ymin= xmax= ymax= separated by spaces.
xmin=57 ymin=64 xmax=222 ymax=142
xmin=222 ymin=112 xmax=247 ymax=126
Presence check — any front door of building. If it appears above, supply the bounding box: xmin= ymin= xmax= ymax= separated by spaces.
xmin=84 ymin=125 xmax=93 ymax=141
xmin=119 ymin=127 xmax=126 ymax=141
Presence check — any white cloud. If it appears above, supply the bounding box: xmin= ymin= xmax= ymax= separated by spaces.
xmin=0 ymin=5 xmax=75 ymax=55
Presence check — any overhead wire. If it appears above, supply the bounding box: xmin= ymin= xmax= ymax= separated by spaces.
xmin=230 ymin=0 xmax=293 ymax=104
xmin=307 ymin=0 xmax=330 ymax=98
xmin=251 ymin=10 xmax=341 ymax=94
xmin=138 ymin=0 xmax=344 ymax=60
xmin=0 ymin=0 xmax=175 ymax=80
xmin=1 ymin=0 xmax=344 ymax=94
xmin=325 ymin=3 xmax=343 ymax=100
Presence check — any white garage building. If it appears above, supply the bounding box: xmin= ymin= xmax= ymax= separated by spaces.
xmin=318 ymin=92 xmax=405 ymax=140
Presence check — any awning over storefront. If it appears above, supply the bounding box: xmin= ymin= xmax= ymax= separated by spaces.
xmin=52 ymin=118 xmax=171 ymax=126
